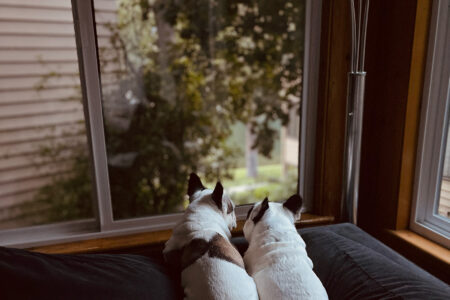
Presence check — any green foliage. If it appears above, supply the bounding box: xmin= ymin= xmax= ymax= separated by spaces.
xmin=31 ymin=0 xmax=305 ymax=220
xmin=164 ymin=0 xmax=305 ymax=156
xmin=227 ymin=165 xmax=298 ymax=205
xmin=32 ymin=144 xmax=93 ymax=223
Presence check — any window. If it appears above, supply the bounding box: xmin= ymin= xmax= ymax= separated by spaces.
xmin=0 ymin=0 xmax=95 ymax=237
xmin=411 ymin=0 xmax=450 ymax=248
xmin=93 ymin=0 xmax=309 ymax=220
xmin=0 ymin=0 xmax=321 ymax=247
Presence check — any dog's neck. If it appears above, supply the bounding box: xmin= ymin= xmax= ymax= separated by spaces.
xmin=248 ymin=212 xmax=300 ymax=248
xmin=164 ymin=202 xmax=231 ymax=254
xmin=244 ymin=215 xmax=310 ymax=275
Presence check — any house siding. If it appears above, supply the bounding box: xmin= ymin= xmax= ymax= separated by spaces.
xmin=0 ymin=0 xmax=118 ymax=228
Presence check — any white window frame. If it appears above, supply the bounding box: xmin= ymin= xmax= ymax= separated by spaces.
xmin=0 ymin=0 xmax=322 ymax=248
xmin=411 ymin=0 xmax=450 ymax=248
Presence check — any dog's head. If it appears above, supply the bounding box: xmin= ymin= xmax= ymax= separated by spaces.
xmin=243 ymin=194 xmax=302 ymax=240
xmin=187 ymin=173 xmax=237 ymax=230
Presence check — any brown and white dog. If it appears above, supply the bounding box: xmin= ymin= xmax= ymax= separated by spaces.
xmin=243 ymin=195 xmax=328 ymax=300
xmin=163 ymin=173 xmax=258 ymax=300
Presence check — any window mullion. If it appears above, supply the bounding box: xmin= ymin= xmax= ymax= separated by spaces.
xmin=72 ymin=0 xmax=114 ymax=231
xmin=299 ymin=0 xmax=322 ymax=212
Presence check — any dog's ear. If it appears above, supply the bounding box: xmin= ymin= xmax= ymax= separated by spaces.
xmin=253 ymin=197 xmax=269 ymax=224
xmin=283 ymin=194 xmax=303 ymax=216
xmin=211 ymin=181 xmax=223 ymax=210
xmin=188 ymin=173 xmax=205 ymax=200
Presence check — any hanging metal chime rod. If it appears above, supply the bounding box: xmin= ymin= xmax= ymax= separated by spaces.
xmin=341 ymin=0 xmax=370 ymax=224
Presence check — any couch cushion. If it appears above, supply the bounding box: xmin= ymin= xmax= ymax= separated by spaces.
xmin=0 ymin=246 xmax=177 ymax=300
xmin=299 ymin=223 xmax=449 ymax=299
xmin=1 ymin=223 xmax=448 ymax=300
xmin=232 ymin=223 xmax=449 ymax=299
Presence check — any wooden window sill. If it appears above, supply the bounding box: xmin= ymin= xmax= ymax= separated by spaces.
xmin=28 ymin=213 xmax=334 ymax=255
xmin=384 ymin=229 xmax=449 ymax=283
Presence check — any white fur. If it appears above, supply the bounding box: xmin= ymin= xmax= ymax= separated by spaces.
xmin=182 ymin=256 xmax=258 ymax=300
xmin=164 ymin=188 xmax=258 ymax=300
xmin=243 ymin=200 xmax=328 ymax=300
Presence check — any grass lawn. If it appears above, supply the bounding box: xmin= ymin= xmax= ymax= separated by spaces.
xmin=206 ymin=164 xmax=298 ymax=205
xmin=221 ymin=164 xmax=283 ymax=186
xmin=227 ymin=121 xmax=281 ymax=166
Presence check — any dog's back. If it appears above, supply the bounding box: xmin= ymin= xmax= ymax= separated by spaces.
xmin=243 ymin=196 xmax=328 ymax=300
xmin=164 ymin=174 xmax=258 ymax=300
xmin=247 ymin=234 xmax=327 ymax=300
xmin=181 ymin=234 xmax=257 ymax=300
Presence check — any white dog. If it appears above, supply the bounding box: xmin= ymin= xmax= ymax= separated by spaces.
xmin=163 ymin=173 xmax=258 ymax=300
xmin=243 ymin=195 xmax=328 ymax=300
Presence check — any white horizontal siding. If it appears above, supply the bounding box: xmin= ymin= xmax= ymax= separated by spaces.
xmin=0 ymin=21 xmax=75 ymax=35
xmin=0 ymin=6 xmax=74 ymax=23
xmin=0 ymin=121 xmax=84 ymax=145
xmin=0 ymin=175 xmax=55 ymax=198
xmin=0 ymin=61 xmax=120 ymax=77
xmin=0 ymin=72 xmax=122 ymax=91
xmin=0 ymin=88 xmax=79 ymax=104
xmin=0 ymin=135 xmax=86 ymax=158
xmin=439 ymin=179 xmax=450 ymax=218
xmin=0 ymin=76 xmax=80 ymax=91
xmin=0 ymin=49 xmax=78 ymax=63
xmin=0 ymin=159 xmax=75 ymax=184
xmin=0 ymin=148 xmax=80 ymax=171
xmin=0 ymin=0 xmax=120 ymax=228
xmin=0 ymin=62 xmax=80 ymax=77
xmin=0 ymin=100 xmax=83 ymax=118
xmin=0 ymin=0 xmax=72 ymax=9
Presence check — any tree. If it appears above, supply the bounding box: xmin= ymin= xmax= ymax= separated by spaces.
xmin=31 ymin=0 xmax=305 ymax=221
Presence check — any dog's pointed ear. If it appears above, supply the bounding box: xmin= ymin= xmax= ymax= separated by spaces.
xmin=253 ymin=197 xmax=269 ymax=224
xmin=188 ymin=173 xmax=205 ymax=200
xmin=211 ymin=181 xmax=223 ymax=210
xmin=283 ymin=194 xmax=303 ymax=216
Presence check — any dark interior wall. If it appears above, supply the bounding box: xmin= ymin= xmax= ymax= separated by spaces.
xmin=314 ymin=0 xmax=447 ymax=281
xmin=314 ymin=0 xmax=420 ymax=231
xmin=358 ymin=1 xmax=418 ymax=233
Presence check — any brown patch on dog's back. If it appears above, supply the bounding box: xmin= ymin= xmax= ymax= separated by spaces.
xmin=180 ymin=238 xmax=210 ymax=270
xmin=175 ymin=234 xmax=245 ymax=271
xmin=208 ymin=234 xmax=245 ymax=269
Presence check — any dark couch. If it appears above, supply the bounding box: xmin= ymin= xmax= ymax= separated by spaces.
xmin=0 ymin=223 xmax=448 ymax=299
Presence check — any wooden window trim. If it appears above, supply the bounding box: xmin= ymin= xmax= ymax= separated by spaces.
xmin=383 ymin=229 xmax=450 ymax=284
xmin=314 ymin=0 xmax=433 ymax=230
xmin=396 ymin=0 xmax=433 ymax=230
xmin=313 ymin=0 xmax=448 ymax=281
xmin=28 ymin=214 xmax=334 ymax=254
xmin=409 ymin=0 xmax=450 ymax=247
xmin=313 ymin=0 xmax=350 ymax=218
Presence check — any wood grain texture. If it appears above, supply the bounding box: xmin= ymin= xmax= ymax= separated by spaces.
xmin=384 ymin=229 xmax=450 ymax=284
xmin=396 ymin=0 xmax=432 ymax=230
xmin=358 ymin=0 xmax=419 ymax=232
xmin=314 ymin=0 xmax=433 ymax=231
xmin=29 ymin=214 xmax=334 ymax=254
xmin=313 ymin=0 xmax=351 ymax=218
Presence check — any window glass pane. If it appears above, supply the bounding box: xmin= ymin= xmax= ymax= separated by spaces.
xmin=438 ymin=116 xmax=450 ymax=219
xmin=94 ymin=0 xmax=305 ymax=219
xmin=436 ymin=5 xmax=450 ymax=221
xmin=0 ymin=1 xmax=94 ymax=230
